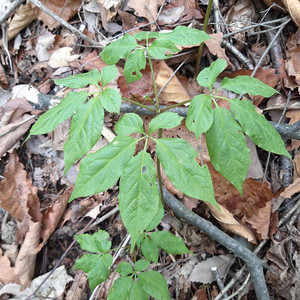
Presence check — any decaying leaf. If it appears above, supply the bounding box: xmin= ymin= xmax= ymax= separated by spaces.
xmin=128 ymin=0 xmax=164 ymax=23
xmin=282 ymin=0 xmax=300 ymax=27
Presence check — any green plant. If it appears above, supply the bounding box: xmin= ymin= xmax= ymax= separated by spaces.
xmin=26 ymin=26 xmax=290 ymax=298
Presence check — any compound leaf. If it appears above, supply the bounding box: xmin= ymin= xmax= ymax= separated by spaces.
xmin=141 ymin=237 xmax=159 ymax=263
xmin=186 ymin=94 xmax=213 ymax=138
xmin=148 ymin=39 xmax=180 ymax=59
xmin=64 ymin=97 xmax=104 ymax=173
xmin=148 ymin=112 xmax=183 ymax=134
xmin=116 ymin=262 xmax=134 ymax=276
xmin=101 ymin=65 xmax=119 ymax=87
xmin=156 ymin=138 xmax=217 ymax=207
xmin=74 ymin=253 xmax=99 ymax=273
xmin=119 ymin=150 xmax=160 ymax=249
xmin=221 ymin=76 xmax=279 ymax=97
xmin=135 ymin=259 xmax=150 ymax=272
xmin=87 ymin=253 xmax=112 ymax=291
xmin=101 ymin=34 xmax=138 ymax=64
xmin=101 ymin=88 xmax=122 ymax=113
xmin=145 ymin=199 xmax=164 ymax=232
xmin=75 ymin=230 xmax=111 ymax=253
xmin=26 ymin=91 xmax=88 ymax=141
xmin=108 ymin=277 xmax=132 ymax=300
xmin=206 ymin=106 xmax=250 ymax=195
xmin=150 ymin=231 xmax=191 ymax=254
xmin=130 ymin=281 xmax=148 ymax=300
xmin=159 ymin=26 xmax=211 ymax=46
xmin=70 ymin=136 xmax=136 ymax=201
xmin=133 ymin=31 xmax=159 ymax=41
xmin=138 ymin=271 xmax=170 ymax=300
xmin=54 ymin=69 xmax=100 ymax=88
xmin=197 ymin=59 xmax=227 ymax=91
xmin=124 ymin=49 xmax=146 ymax=84
xmin=115 ymin=113 xmax=145 ymax=136
xmin=230 ymin=99 xmax=291 ymax=159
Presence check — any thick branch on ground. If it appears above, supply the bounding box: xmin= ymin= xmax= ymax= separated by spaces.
xmin=162 ymin=187 xmax=270 ymax=300
xmin=120 ymin=103 xmax=300 ymax=141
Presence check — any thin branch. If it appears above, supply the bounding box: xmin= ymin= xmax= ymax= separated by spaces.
xmin=162 ymin=187 xmax=270 ymax=300
xmin=28 ymin=0 xmax=99 ymax=47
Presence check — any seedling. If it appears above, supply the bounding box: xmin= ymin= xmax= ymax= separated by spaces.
xmin=26 ymin=26 xmax=290 ymax=298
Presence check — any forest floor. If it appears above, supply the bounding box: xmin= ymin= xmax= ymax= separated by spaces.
xmin=0 ymin=0 xmax=300 ymax=299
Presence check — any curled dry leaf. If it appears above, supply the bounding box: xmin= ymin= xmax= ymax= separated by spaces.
xmin=128 ymin=0 xmax=164 ymax=22
xmin=282 ymin=0 xmax=300 ymax=27
xmin=5 ymin=3 xmax=36 ymax=41
xmin=206 ymin=202 xmax=257 ymax=243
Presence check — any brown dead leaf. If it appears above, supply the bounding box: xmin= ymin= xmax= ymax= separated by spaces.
xmin=155 ymin=60 xmax=191 ymax=103
xmin=206 ymin=202 xmax=257 ymax=243
xmin=0 ymin=248 xmax=20 ymax=285
xmin=37 ymin=189 xmax=72 ymax=252
xmin=204 ymin=33 xmax=230 ymax=62
xmin=6 ymin=3 xmax=36 ymax=41
xmin=280 ymin=178 xmax=300 ymax=198
xmin=128 ymin=0 xmax=164 ymax=22
xmin=192 ymin=288 xmax=208 ymax=300
xmin=0 ymin=98 xmax=36 ymax=157
xmin=36 ymin=0 xmax=82 ymax=29
xmin=283 ymin=0 xmax=300 ymax=27
xmin=98 ymin=0 xmax=122 ymax=30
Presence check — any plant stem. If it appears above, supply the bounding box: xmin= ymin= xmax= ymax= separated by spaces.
xmin=122 ymin=97 xmax=157 ymax=112
xmin=193 ymin=0 xmax=213 ymax=80
xmin=160 ymin=99 xmax=192 ymax=112
xmin=156 ymin=128 xmax=164 ymax=205
xmin=147 ymin=50 xmax=160 ymax=113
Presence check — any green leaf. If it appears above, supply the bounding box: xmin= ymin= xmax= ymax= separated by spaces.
xmin=101 ymin=65 xmax=119 ymax=87
xmin=26 ymin=91 xmax=88 ymax=141
xmin=74 ymin=253 xmax=112 ymax=291
xmin=133 ymin=32 xmax=159 ymax=41
xmin=75 ymin=230 xmax=111 ymax=253
xmin=101 ymin=88 xmax=122 ymax=113
xmin=159 ymin=26 xmax=211 ymax=46
xmin=124 ymin=49 xmax=146 ymax=84
xmin=115 ymin=113 xmax=145 ymax=136
xmin=156 ymin=138 xmax=218 ymax=207
xmin=74 ymin=253 xmax=100 ymax=273
xmin=150 ymin=231 xmax=191 ymax=254
xmin=54 ymin=69 xmax=100 ymax=88
xmin=141 ymin=237 xmax=159 ymax=263
xmin=64 ymin=97 xmax=104 ymax=173
xmin=148 ymin=112 xmax=183 ymax=134
xmin=197 ymin=59 xmax=227 ymax=91
xmin=220 ymin=76 xmax=279 ymax=97
xmin=108 ymin=276 xmax=132 ymax=300
xmin=135 ymin=259 xmax=150 ymax=272
xmin=130 ymin=281 xmax=148 ymax=300
xmin=145 ymin=199 xmax=164 ymax=232
xmin=88 ymin=253 xmax=112 ymax=291
xmin=148 ymin=39 xmax=180 ymax=59
xmin=70 ymin=136 xmax=136 ymax=201
xmin=186 ymin=94 xmax=213 ymax=138
xmin=119 ymin=150 xmax=160 ymax=249
xmin=138 ymin=271 xmax=170 ymax=300
xmin=101 ymin=34 xmax=138 ymax=64
xmin=116 ymin=262 xmax=134 ymax=276
xmin=230 ymin=99 xmax=291 ymax=159
xmin=206 ymin=106 xmax=250 ymax=195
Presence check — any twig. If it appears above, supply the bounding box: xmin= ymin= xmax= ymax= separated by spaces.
xmin=27 ymin=0 xmax=99 ymax=47
xmin=0 ymin=0 xmax=25 ymax=25
xmin=211 ymin=266 xmax=229 ymax=299
xmin=162 ymin=187 xmax=270 ymax=300
xmin=213 ymin=0 xmax=254 ymax=69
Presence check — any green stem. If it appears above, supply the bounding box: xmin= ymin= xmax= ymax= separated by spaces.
xmin=160 ymin=99 xmax=192 ymax=112
xmin=121 ymin=97 xmax=157 ymax=112
xmin=156 ymin=128 xmax=164 ymax=206
xmin=193 ymin=0 xmax=213 ymax=80
xmin=213 ymin=95 xmax=231 ymax=101
xmin=146 ymin=49 xmax=160 ymax=113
